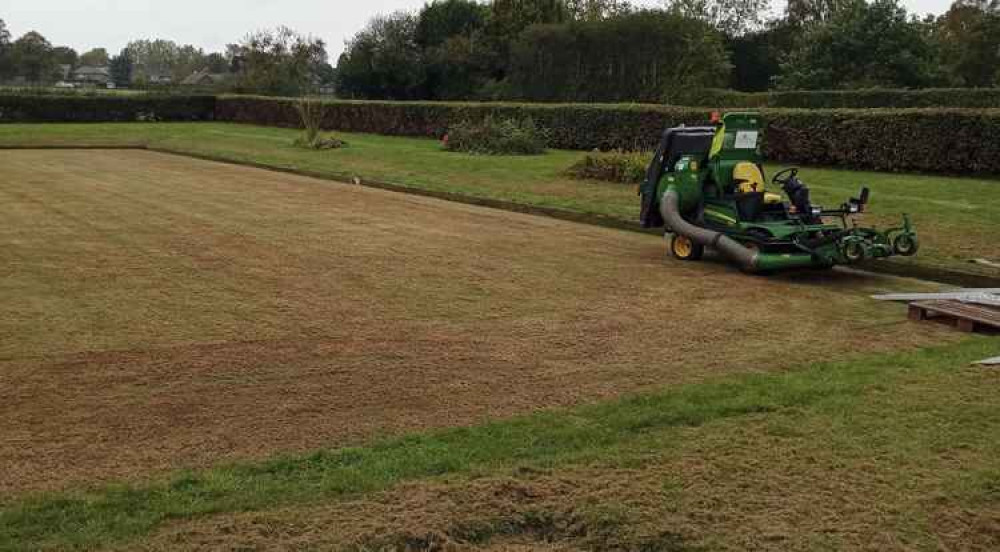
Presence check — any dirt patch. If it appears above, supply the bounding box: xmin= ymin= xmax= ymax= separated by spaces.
xmin=0 ymin=150 xmax=953 ymax=498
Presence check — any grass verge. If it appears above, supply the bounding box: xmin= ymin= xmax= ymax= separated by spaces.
xmin=0 ymin=123 xmax=996 ymax=281
xmin=1 ymin=338 xmax=996 ymax=551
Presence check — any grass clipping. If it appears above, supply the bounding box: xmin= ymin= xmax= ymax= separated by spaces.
xmin=444 ymin=116 xmax=547 ymax=155
xmin=294 ymin=99 xmax=346 ymax=150
xmin=566 ymin=150 xmax=651 ymax=184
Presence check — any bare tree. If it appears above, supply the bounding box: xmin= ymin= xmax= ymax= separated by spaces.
xmin=663 ymin=0 xmax=770 ymax=35
xmin=566 ymin=0 xmax=634 ymax=20
xmin=230 ymin=27 xmax=328 ymax=96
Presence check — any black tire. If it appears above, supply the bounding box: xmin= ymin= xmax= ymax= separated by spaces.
xmin=842 ymin=240 xmax=867 ymax=263
xmin=893 ymin=234 xmax=920 ymax=257
xmin=670 ymin=234 xmax=705 ymax=261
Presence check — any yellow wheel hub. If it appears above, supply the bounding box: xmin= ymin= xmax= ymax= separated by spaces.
xmin=674 ymin=236 xmax=693 ymax=258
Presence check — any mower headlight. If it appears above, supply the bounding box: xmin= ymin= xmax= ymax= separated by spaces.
xmin=849 ymin=204 xmax=859 ymax=214
xmin=811 ymin=206 xmax=823 ymax=216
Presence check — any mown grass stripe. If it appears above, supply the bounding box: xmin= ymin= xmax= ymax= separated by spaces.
xmin=1 ymin=123 xmax=998 ymax=284
xmin=0 ymin=339 xmax=992 ymax=551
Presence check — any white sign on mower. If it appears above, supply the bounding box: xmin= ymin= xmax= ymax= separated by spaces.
xmin=734 ymin=131 xmax=759 ymax=149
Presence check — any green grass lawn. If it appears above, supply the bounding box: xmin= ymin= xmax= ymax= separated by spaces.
xmin=0 ymin=122 xmax=997 ymax=278
xmin=2 ymin=338 xmax=997 ymax=551
xmin=1 ymin=126 xmax=997 ymax=551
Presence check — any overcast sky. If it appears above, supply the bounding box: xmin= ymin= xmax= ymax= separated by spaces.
xmin=3 ymin=0 xmax=954 ymax=61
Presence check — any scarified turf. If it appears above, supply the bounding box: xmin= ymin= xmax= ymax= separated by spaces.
xmin=0 ymin=150 xmax=953 ymax=498
xmin=128 ymin=352 xmax=1000 ymax=552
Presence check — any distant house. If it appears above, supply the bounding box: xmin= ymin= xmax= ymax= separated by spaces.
xmin=55 ymin=64 xmax=75 ymax=88
xmin=72 ymin=65 xmax=111 ymax=86
xmin=181 ymin=68 xmax=228 ymax=87
xmin=147 ymin=74 xmax=173 ymax=85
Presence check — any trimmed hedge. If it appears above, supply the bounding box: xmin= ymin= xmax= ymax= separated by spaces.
xmin=2 ymin=94 xmax=998 ymax=174
xmin=668 ymin=88 xmax=1000 ymax=109
xmin=0 ymin=94 xmax=216 ymax=123
xmin=217 ymin=96 xmax=1000 ymax=174
xmin=216 ymin=96 xmax=710 ymax=151
xmin=765 ymin=109 xmax=1000 ymax=174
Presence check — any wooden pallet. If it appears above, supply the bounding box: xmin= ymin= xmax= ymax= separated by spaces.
xmin=908 ymin=300 xmax=1000 ymax=333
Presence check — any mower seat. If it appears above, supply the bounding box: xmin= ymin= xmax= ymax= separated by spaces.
xmin=733 ymin=162 xmax=782 ymax=204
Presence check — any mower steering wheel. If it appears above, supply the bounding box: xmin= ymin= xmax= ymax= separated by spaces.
xmin=772 ymin=167 xmax=800 ymax=187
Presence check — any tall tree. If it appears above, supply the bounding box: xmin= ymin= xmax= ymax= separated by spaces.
xmin=426 ymin=31 xmax=496 ymax=99
xmin=485 ymin=0 xmax=572 ymax=85
xmin=204 ymin=52 xmax=229 ymax=73
xmin=10 ymin=31 xmax=59 ymax=82
xmin=935 ymin=0 xmax=1000 ymax=86
xmin=0 ymin=18 xmax=10 ymax=45
xmin=779 ymin=0 xmax=940 ymax=89
xmin=566 ymin=0 xmax=634 ymax=20
xmin=726 ymin=23 xmax=789 ymax=90
xmin=0 ymin=19 xmax=14 ymax=78
xmin=416 ymin=0 xmax=489 ymax=47
xmin=314 ymin=61 xmax=337 ymax=85
xmin=508 ymin=10 xmax=730 ymax=102
xmin=664 ymin=0 xmax=770 ymax=36
xmin=172 ymin=44 xmax=208 ymax=80
xmin=416 ymin=0 xmax=493 ymax=99
xmin=127 ymin=39 xmax=173 ymax=81
xmin=109 ymin=47 xmax=134 ymax=86
xmin=231 ymin=27 xmax=328 ymax=96
xmin=126 ymin=39 xmax=211 ymax=82
xmin=337 ymin=12 xmax=426 ymax=99
xmin=489 ymin=0 xmax=571 ymax=41
xmin=79 ymin=47 xmax=110 ymax=66
xmin=784 ymin=0 xmax=851 ymax=24
xmin=51 ymin=46 xmax=78 ymax=67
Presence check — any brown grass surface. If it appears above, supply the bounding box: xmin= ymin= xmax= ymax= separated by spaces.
xmin=133 ymin=363 xmax=1000 ymax=552
xmin=136 ymin=424 xmax=1000 ymax=552
xmin=0 ymin=150 xmax=951 ymax=498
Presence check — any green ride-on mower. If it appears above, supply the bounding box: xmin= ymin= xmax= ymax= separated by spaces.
xmin=639 ymin=112 xmax=919 ymax=272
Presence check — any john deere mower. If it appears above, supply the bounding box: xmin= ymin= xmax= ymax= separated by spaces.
xmin=639 ymin=112 xmax=919 ymax=271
